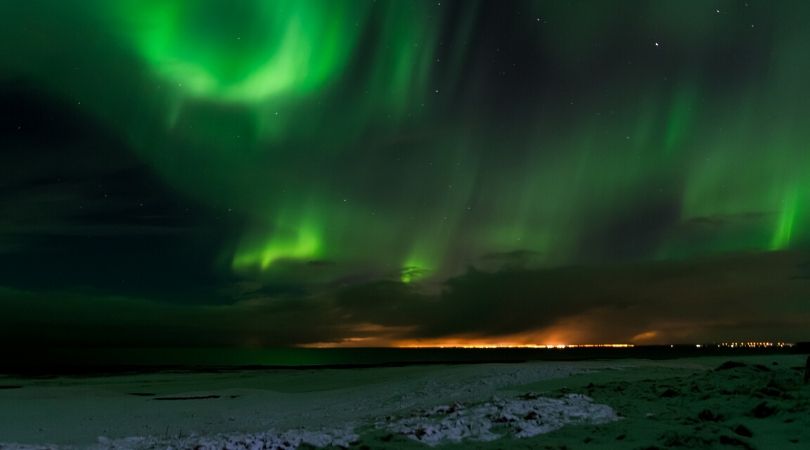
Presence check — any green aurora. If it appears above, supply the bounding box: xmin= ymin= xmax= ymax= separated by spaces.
xmin=1 ymin=0 xmax=809 ymax=346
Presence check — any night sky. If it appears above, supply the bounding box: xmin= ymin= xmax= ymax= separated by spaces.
xmin=1 ymin=0 xmax=809 ymax=348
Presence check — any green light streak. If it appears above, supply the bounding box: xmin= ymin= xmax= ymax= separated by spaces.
xmin=119 ymin=0 xmax=369 ymax=104
xmin=233 ymin=217 xmax=322 ymax=271
xmin=400 ymin=265 xmax=429 ymax=284
xmin=771 ymin=188 xmax=798 ymax=250
xmin=663 ymin=83 xmax=697 ymax=154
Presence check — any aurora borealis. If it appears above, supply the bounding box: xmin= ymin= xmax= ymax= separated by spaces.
xmin=1 ymin=0 xmax=809 ymax=348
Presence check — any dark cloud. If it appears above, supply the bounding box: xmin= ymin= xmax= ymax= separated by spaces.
xmin=477 ymin=250 xmax=544 ymax=271
xmin=577 ymin=194 xmax=682 ymax=262
xmin=2 ymin=250 xmax=808 ymax=349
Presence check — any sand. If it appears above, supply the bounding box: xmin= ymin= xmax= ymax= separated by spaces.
xmin=0 ymin=355 xmax=807 ymax=449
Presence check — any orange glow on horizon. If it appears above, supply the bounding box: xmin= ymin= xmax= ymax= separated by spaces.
xmin=393 ymin=343 xmax=635 ymax=349
xmin=300 ymin=336 xmax=635 ymax=349
xmin=297 ymin=323 xmax=636 ymax=348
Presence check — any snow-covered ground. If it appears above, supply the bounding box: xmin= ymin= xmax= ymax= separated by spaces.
xmin=0 ymin=361 xmax=594 ymax=446
xmin=0 ymin=393 xmax=618 ymax=450
xmin=1 ymin=355 xmax=807 ymax=449
xmin=377 ymin=393 xmax=618 ymax=446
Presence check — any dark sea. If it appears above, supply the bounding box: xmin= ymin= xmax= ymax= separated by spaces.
xmin=2 ymin=345 xmax=802 ymax=374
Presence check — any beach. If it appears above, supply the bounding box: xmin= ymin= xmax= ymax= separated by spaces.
xmin=0 ymin=354 xmax=807 ymax=449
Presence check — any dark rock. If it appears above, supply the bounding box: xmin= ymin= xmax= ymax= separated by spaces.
xmin=660 ymin=431 xmax=713 ymax=447
xmin=766 ymin=379 xmax=788 ymax=390
xmin=752 ymin=364 xmax=771 ymax=372
xmin=698 ymin=409 xmax=724 ymax=422
xmin=153 ymin=395 xmax=220 ymax=401
xmin=805 ymin=356 xmax=810 ymax=384
xmin=660 ymin=388 xmax=679 ymax=398
xmin=716 ymin=361 xmax=747 ymax=371
xmin=750 ymin=402 xmax=777 ymax=418
xmin=733 ymin=424 xmax=753 ymax=437
xmin=757 ymin=386 xmax=784 ymax=398
xmin=524 ymin=411 xmax=539 ymax=420
xmin=615 ymin=434 xmax=626 ymax=440
xmin=519 ymin=392 xmax=540 ymax=400
xmin=719 ymin=435 xmax=755 ymax=449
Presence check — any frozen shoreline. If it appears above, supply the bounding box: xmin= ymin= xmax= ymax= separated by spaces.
xmin=1 ymin=393 xmax=619 ymax=450
xmin=0 ymin=360 xmax=594 ymax=447
xmin=1 ymin=355 xmax=807 ymax=449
